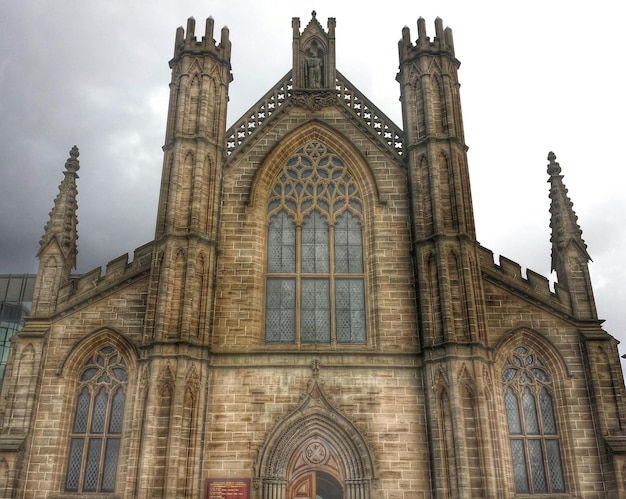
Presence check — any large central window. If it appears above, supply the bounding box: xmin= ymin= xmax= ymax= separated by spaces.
xmin=265 ymin=141 xmax=366 ymax=344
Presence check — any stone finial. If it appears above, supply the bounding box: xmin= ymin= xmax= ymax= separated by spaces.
xmin=65 ymin=145 xmax=80 ymax=173
xmin=547 ymin=151 xmax=561 ymax=175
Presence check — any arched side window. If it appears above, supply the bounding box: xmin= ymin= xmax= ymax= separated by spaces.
xmin=502 ymin=346 xmax=565 ymax=494
xmin=64 ymin=346 xmax=128 ymax=493
xmin=265 ymin=141 xmax=365 ymax=345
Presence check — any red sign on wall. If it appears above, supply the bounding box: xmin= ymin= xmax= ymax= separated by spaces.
xmin=204 ymin=478 xmax=250 ymax=499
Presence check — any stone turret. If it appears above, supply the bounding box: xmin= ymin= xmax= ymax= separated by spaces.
xmin=547 ymin=152 xmax=597 ymax=320
xmin=147 ymin=17 xmax=232 ymax=344
xmin=137 ymin=18 xmax=232 ymax=495
xmin=31 ymin=146 xmax=80 ymax=316
xmin=398 ymin=19 xmax=496 ymax=496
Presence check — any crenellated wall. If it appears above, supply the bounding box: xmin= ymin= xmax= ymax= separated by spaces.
xmin=477 ymin=245 xmax=571 ymax=314
xmin=55 ymin=242 xmax=153 ymax=314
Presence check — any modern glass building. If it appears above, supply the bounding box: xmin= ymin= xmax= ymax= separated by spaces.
xmin=0 ymin=275 xmax=35 ymax=389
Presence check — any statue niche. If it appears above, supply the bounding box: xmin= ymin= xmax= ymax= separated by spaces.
xmin=304 ymin=41 xmax=324 ymax=89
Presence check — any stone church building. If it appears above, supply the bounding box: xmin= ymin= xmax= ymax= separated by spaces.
xmin=1 ymin=12 xmax=626 ymax=498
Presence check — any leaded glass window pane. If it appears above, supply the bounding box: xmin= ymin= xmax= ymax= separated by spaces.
xmin=334 ymin=212 xmax=363 ymax=273
xmin=301 ymin=279 xmax=330 ymax=343
xmin=83 ymin=438 xmax=102 ymax=492
xmin=91 ymin=387 xmax=108 ymax=434
xmin=109 ymin=388 xmax=125 ymax=434
xmin=546 ymin=440 xmax=565 ymax=492
xmin=302 ymin=212 xmax=329 ymax=273
xmin=268 ymin=212 xmax=295 ymax=273
xmin=540 ymin=387 xmax=557 ymax=434
xmin=65 ymin=438 xmax=84 ymax=492
xmin=265 ymin=279 xmax=295 ymax=342
xmin=528 ymin=439 xmax=547 ymax=493
xmin=73 ymin=387 xmax=91 ymax=433
xmin=101 ymin=438 xmax=121 ymax=492
xmin=522 ymin=387 xmax=539 ymax=434
xmin=504 ymin=387 xmax=521 ymax=434
xmin=335 ymin=279 xmax=365 ymax=343
xmin=510 ymin=439 xmax=529 ymax=493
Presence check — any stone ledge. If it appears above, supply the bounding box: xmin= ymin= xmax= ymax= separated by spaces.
xmin=0 ymin=434 xmax=26 ymax=452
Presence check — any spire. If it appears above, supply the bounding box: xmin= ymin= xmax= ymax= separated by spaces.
xmin=547 ymin=152 xmax=597 ymax=319
xmin=548 ymin=151 xmax=590 ymax=272
xmin=31 ymin=146 xmax=80 ymax=316
xmin=38 ymin=146 xmax=80 ymax=270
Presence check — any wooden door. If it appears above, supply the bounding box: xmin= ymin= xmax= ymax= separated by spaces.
xmin=290 ymin=472 xmax=315 ymax=499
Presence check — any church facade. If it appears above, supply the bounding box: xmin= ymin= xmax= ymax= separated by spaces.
xmin=1 ymin=13 xmax=625 ymax=498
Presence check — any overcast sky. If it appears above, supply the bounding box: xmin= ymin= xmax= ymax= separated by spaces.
xmin=1 ymin=2 xmax=625 ymax=362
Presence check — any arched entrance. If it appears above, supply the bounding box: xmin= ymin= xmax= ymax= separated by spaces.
xmin=255 ymin=380 xmax=375 ymax=499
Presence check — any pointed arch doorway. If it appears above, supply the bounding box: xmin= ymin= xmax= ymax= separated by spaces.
xmin=288 ymin=437 xmax=344 ymax=499
xmin=256 ymin=380 xmax=375 ymax=499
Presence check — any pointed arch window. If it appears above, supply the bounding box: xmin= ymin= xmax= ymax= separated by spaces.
xmin=502 ymin=346 xmax=565 ymax=494
xmin=265 ymin=141 xmax=366 ymax=344
xmin=65 ymin=346 xmax=128 ymax=493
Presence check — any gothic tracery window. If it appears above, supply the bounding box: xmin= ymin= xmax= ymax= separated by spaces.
xmin=65 ymin=346 xmax=128 ymax=493
xmin=265 ymin=141 xmax=366 ymax=344
xmin=502 ymin=346 xmax=565 ymax=494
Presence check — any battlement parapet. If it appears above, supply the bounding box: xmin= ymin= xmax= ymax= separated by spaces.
xmin=172 ymin=17 xmax=231 ymax=63
xmin=57 ymin=242 xmax=154 ymax=309
xmin=399 ymin=17 xmax=456 ymax=63
xmin=477 ymin=245 xmax=571 ymax=313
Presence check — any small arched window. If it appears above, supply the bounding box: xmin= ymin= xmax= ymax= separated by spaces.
xmin=64 ymin=346 xmax=128 ymax=493
xmin=265 ymin=141 xmax=365 ymax=344
xmin=502 ymin=346 xmax=565 ymax=494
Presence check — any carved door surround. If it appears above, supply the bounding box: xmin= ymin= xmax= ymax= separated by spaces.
xmin=255 ymin=376 xmax=375 ymax=499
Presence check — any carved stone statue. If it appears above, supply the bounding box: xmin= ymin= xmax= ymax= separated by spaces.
xmin=305 ymin=53 xmax=322 ymax=89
